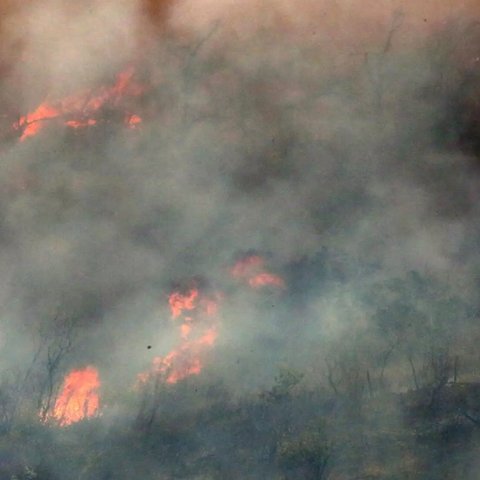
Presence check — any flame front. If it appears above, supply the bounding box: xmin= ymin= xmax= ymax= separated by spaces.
xmin=13 ymin=66 xmax=144 ymax=141
xmin=49 ymin=366 xmax=100 ymax=426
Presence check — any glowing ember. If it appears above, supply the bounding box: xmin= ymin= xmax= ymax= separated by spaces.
xmin=230 ymin=255 xmax=265 ymax=278
xmin=127 ymin=114 xmax=142 ymax=128
xmin=13 ymin=66 xmax=144 ymax=141
xmin=180 ymin=322 xmax=193 ymax=339
xmin=49 ymin=366 xmax=100 ymax=426
xmin=65 ymin=119 xmax=97 ymax=129
xmin=249 ymin=272 xmax=286 ymax=289
xmin=231 ymin=255 xmax=285 ymax=290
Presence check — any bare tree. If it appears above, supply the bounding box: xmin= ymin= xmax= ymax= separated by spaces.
xmin=325 ymin=353 xmax=366 ymax=413
xmin=36 ymin=313 xmax=76 ymax=422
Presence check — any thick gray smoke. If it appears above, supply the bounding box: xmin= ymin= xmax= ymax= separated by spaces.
xmin=0 ymin=1 xmax=479 ymax=478
xmin=0 ymin=0 xmax=477 ymax=381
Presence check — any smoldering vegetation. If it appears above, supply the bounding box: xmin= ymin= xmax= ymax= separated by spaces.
xmin=0 ymin=1 xmax=479 ymax=479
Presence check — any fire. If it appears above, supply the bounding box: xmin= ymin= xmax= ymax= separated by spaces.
xmin=152 ymin=327 xmax=218 ymax=384
xmin=13 ymin=66 xmax=144 ymax=141
xmin=127 ymin=114 xmax=142 ymax=129
xmin=140 ymin=286 xmax=220 ymax=386
xmin=231 ymin=254 xmax=285 ymax=290
xmin=49 ymin=366 xmax=100 ymax=426
xmin=248 ymin=272 xmax=286 ymax=289
xmin=139 ymin=254 xmax=284 ymax=390
xmin=230 ymin=255 xmax=265 ymax=278
xmin=168 ymin=288 xmax=199 ymax=319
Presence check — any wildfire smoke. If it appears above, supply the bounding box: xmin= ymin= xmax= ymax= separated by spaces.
xmin=0 ymin=1 xmax=478 ymax=478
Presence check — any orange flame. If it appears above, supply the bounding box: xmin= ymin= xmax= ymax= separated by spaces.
xmin=13 ymin=66 xmax=144 ymax=141
xmin=127 ymin=113 xmax=142 ymax=129
xmin=231 ymin=255 xmax=285 ymax=290
xmin=49 ymin=366 xmax=100 ymax=426
xmin=139 ymin=257 xmax=283 ymax=391
xmin=168 ymin=288 xmax=199 ymax=319
xmin=140 ymin=286 xmax=220 ymax=386
xmin=152 ymin=327 xmax=218 ymax=384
